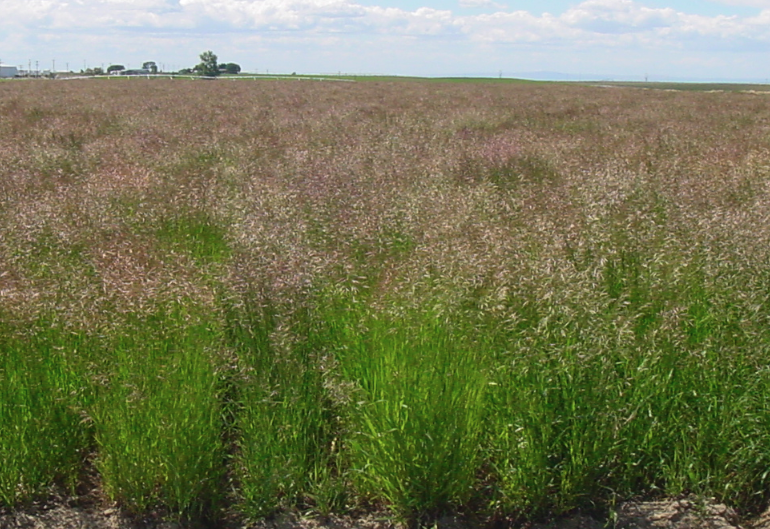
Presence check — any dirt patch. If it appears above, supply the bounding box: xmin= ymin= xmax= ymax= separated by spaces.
xmin=613 ymin=499 xmax=741 ymax=529
xmin=1 ymin=496 xmax=763 ymax=529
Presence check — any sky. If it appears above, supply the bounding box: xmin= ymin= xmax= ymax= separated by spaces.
xmin=1 ymin=0 xmax=769 ymax=81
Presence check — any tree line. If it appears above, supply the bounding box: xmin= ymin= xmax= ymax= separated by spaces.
xmin=105 ymin=52 xmax=241 ymax=77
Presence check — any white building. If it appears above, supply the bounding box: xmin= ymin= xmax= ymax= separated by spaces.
xmin=0 ymin=64 xmax=19 ymax=78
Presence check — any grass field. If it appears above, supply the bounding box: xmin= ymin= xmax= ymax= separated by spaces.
xmin=590 ymin=81 xmax=770 ymax=92
xmin=2 ymin=78 xmax=770 ymax=526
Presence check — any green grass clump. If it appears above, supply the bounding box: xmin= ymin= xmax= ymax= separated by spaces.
xmin=154 ymin=211 xmax=231 ymax=265
xmin=484 ymin=245 xmax=770 ymax=518
xmin=0 ymin=323 xmax=91 ymax=506
xmin=92 ymin=309 xmax=224 ymax=518
xmin=229 ymin=294 xmax=338 ymax=519
xmin=337 ymin=311 xmax=486 ymax=522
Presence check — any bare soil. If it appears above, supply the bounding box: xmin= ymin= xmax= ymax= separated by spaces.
xmin=3 ymin=494 xmax=767 ymax=529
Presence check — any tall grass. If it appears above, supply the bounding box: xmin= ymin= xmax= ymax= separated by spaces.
xmin=485 ymin=240 xmax=770 ymax=517
xmin=337 ymin=311 xmax=486 ymax=522
xmin=0 ymin=322 xmax=91 ymax=506
xmin=92 ymin=309 xmax=224 ymax=518
xmin=3 ymin=78 xmax=770 ymax=524
xmin=229 ymin=293 xmax=335 ymax=519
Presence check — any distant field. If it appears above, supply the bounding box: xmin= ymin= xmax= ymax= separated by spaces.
xmin=592 ymin=80 xmax=770 ymax=92
xmin=12 ymin=74 xmax=769 ymax=90
xmin=2 ymin=79 xmax=770 ymax=526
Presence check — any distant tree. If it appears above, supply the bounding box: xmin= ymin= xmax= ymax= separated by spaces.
xmin=142 ymin=61 xmax=158 ymax=74
xmin=225 ymin=63 xmax=241 ymax=75
xmin=195 ymin=51 xmax=219 ymax=77
xmin=107 ymin=64 xmax=125 ymax=73
xmin=218 ymin=63 xmax=227 ymax=71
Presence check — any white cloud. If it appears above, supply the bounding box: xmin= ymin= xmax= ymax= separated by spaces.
xmin=6 ymin=0 xmax=763 ymax=46
xmin=561 ymin=0 xmax=678 ymax=33
xmin=460 ymin=10 xmax=567 ymax=44
xmin=708 ymin=0 xmax=770 ymax=7
xmin=3 ymin=0 xmax=769 ymax=78
xmin=459 ymin=0 xmax=508 ymax=9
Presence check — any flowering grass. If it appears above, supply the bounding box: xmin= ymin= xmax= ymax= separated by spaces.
xmin=2 ymin=78 xmax=770 ymax=525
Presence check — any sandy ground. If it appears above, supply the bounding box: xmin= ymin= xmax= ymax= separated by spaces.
xmin=3 ymin=493 xmax=769 ymax=529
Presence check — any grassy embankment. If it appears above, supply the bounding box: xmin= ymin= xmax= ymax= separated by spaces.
xmin=2 ymin=79 xmax=770 ymax=525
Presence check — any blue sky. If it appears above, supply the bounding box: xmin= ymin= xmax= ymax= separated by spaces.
xmin=1 ymin=0 xmax=769 ymax=80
